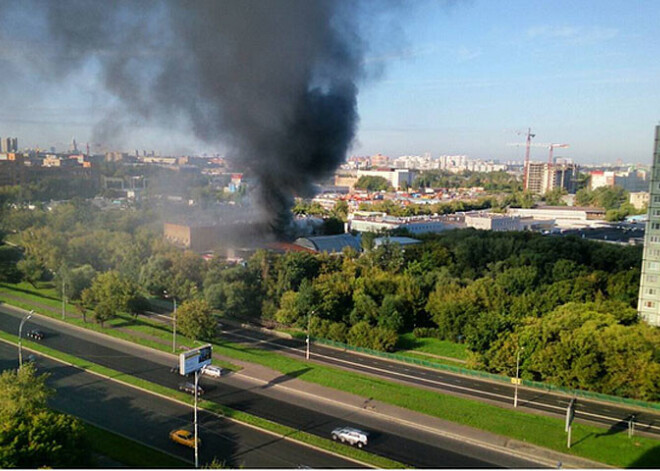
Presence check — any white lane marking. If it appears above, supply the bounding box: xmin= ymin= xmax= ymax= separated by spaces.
xmin=223 ymin=330 xmax=660 ymax=432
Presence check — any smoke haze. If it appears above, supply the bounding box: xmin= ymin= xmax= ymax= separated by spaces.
xmin=0 ymin=0 xmax=369 ymax=235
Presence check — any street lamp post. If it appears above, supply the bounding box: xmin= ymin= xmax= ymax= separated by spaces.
xmin=165 ymin=290 xmax=177 ymax=353
xmin=194 ymin=368 xmax=199 ymax=468
xmin=306 ymin=310 xmax=315 ymax=360
xmin=18 ymin=311 xmax=34 ymax=368
xmin=172 ymin=297 xmax=177 ymax=353
xmin=61 ymin=278 xmax=66 ymax=320
xmin=514 ymin=346 xmax=524 ymax=408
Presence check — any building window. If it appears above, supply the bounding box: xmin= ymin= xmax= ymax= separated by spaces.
xmin=650 ymin=262 xmax=660 ymax=271
xmin=655 ymin=195 xmax=660 ymax=203
xmin=645 ymin=301 xmax=655 ymax=308
xmin=648 ymin=288 xmax=656 ymax=295
xmin=647 ymin=275 xmax=658 ymax=283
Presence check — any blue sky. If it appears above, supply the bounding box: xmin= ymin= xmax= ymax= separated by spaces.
xmin=357 ymin=0 xmax=660 ymax=163
xmin=2 ymin=0 xmax=659 ymax=164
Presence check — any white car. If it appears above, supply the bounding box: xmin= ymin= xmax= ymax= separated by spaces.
xmin=331 ymin=427 xmax=368 ymax=448
xmin=201 ymin=365 xmax=223 ymax=378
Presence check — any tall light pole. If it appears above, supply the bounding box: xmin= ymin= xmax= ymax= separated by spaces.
xmin=18 ymin=311 xmax=34 ymax=368
xmin=306 ymin=310 xmax=315 ymax=360
xmin=514 ymin=346 xmax=524 ymax=408
xmin=172 ymin=297 xmax=177 ymax=353
xmin=194 ymin=368 xmax=199 ymax=468
xmin=165 ymin=290 xmax=177 ymax=353
xmin=61 ymin=278 xmax=66 ymax=320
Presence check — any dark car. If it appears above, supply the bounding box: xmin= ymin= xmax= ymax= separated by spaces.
xmin=179 ymin=382 xmax=204 ymax=396
xmin=26 ymin=330 xmax=44 ymax=340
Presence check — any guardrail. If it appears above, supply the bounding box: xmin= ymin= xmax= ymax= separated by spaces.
xmin=313 ymin=337 xmax=660 ymax=412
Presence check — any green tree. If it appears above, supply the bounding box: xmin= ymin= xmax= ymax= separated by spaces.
xmin=93 ymin=301 xmax=114 ymax=327
xmin=0 ymin=246 xmax=22 ymax=283
xmin=177 ymin=299 xmax=216 ymax=341
xmin=16 ymin=256 xmax=45 ymax=287
xmin=354 ymin=176 xmax=392 ymax=192
xmin=0 ymin=364 xmax=91 ymax=468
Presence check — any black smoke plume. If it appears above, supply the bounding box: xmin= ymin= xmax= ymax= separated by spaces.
xmin=0 ymin=0 xmax=367 ymax=236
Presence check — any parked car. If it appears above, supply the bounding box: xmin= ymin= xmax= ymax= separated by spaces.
xmin=179 ymin=382 xmax=204 ymax=396
xmin=26 ymin=330 xmax=44 ymax=340
xmin=331 ymin=427 xmax=368 ymax=448
xmin=201 ymin=365 xmax=223 ymax=378
xmin=169 ymin=429 xmax=200 ymax=448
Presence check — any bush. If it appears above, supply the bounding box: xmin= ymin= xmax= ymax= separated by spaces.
xmin=413 ymin=327 xmax=441 ymax=339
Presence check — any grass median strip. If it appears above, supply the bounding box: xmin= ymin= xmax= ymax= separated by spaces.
xmin=0 ymin=331 xmax=404 ymax=469
xmin=84 ymin=422 xmax=188 ymax=468
xmin=3 ymin=289 xmax=660 ymax=467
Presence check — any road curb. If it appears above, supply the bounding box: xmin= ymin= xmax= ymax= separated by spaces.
xmin=0 ymin=336 xmax=378 ymax=469
xmin=235 ymin=370 xmax=609 ymax=469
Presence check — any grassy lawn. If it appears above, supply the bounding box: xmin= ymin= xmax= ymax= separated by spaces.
xmin=2 ymin=284 xmax=660 ymax=467
xmin=0 ymin=332 xmax=403 ymax=469
xmin=397 ymin=333 xmax=469 ymax=360
xmin=85 ymin=423 xmax=188 ymax=468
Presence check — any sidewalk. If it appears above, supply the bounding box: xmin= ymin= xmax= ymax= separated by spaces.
xmin=2 ymin=294 xmax=608 ymax=468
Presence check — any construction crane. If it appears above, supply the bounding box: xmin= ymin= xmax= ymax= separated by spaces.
xmin=509 ymin=129 xmax=536 ymax=190
xmin=507 ymin=133 xmax=571 ymax=192
xmin=546 ymin=143 xmax=570 ymax=191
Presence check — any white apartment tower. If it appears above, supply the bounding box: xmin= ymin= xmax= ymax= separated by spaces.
xmin=637 ymin=125 xmax=660 ymax=326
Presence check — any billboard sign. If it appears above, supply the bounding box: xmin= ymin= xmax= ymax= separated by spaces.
xmin=179 ymin=344 xmax=212 ymax=375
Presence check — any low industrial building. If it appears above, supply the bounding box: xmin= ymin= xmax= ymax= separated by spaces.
xmin=348 ymin=211 xmax=461 ymax=234
xmin=294 ymin=233 xmax=362 ymax=254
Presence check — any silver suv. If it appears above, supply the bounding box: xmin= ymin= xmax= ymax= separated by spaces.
xmin=331 ymin=427 xmax=368 ymax=448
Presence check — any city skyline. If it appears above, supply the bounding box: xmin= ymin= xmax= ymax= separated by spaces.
xmin=1 ymin=1 xmax=658 ymax=164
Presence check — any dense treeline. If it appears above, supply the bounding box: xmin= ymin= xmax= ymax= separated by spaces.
xmin=1 ymin=201 xmax=659 ymax=400
xmin=413 ymin=170 xmax=521 ymax=192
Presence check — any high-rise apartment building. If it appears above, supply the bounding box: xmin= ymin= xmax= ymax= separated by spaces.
xmin=525 ymin=162 xmax=578 ymax=194
xmin=0 ymin=137 xmax=17 ymax=153
xmin=637 ymin=125 xmax=660 ymax=327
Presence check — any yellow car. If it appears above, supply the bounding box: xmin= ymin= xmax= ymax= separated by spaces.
xmin=169 ymin=429 xmax=200 ymax=448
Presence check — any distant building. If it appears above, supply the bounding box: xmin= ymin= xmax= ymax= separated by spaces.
xmin=630 ymin=192 xmax=650 ymax=210
xmin=465 ymin=212 xmax=524 ymax=231
xmin=465 ymin=211 xmax=553 ymax=232
xmin=525 ymin=162 xmax=578 ymax=194
xmin=164 ymin=222 xmax=219 ymax=252
xmin=369 ymin=153 xmax=390 ymax=167
xmin=356 ymin=168 xmax=417 ymax=190
xmin=0 ymin=137 xmax=17 ymax=153
xmin=349 ymin=211 xmax=460 ymax=234
xmin=638 ymin=125 xmax=660 ymax=327
xmin=294 ymin=233 xmax=362 ymax=254
xmin=590 ymin=169 xmax=648 ymax=192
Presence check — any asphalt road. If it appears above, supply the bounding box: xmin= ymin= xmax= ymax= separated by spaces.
xmin=217 ymin=324 xmax=660 ymax=437
xmin=0 ymin=304 xmax=540 ymax=468
xmin=0 ymin=342 xmax=359 ymax=469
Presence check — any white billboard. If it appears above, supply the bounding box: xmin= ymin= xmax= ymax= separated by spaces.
xmin=179 ymin=344 xmax=212 ymax=375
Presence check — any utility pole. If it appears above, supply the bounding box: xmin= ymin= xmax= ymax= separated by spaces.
xmin=18 ymin=311 xmax=33 ymax=367
xmin=194 ymin=368 xmax=199 ymax=468
xmin=172 ymin=297 xmax=177 ymax=353
xmin=306 ymin=310 xmax=315 ymax=360
xmin=61 ymin=278 xmax=66 ymax=320
xmin=513 ymin=346 xmax=524 ymax=407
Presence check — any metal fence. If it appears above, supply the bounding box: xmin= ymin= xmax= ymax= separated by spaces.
xmin=313 ymin=337 xmax=660 ymax=412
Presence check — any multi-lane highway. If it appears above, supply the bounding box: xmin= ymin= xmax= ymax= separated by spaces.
xmin=216 ymin=323 xmax=660 ymax=438
xmin=0 ymin=342 xmax=359 ymax=469
xmin=0 ymin=304 xmax=541 ymax=468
